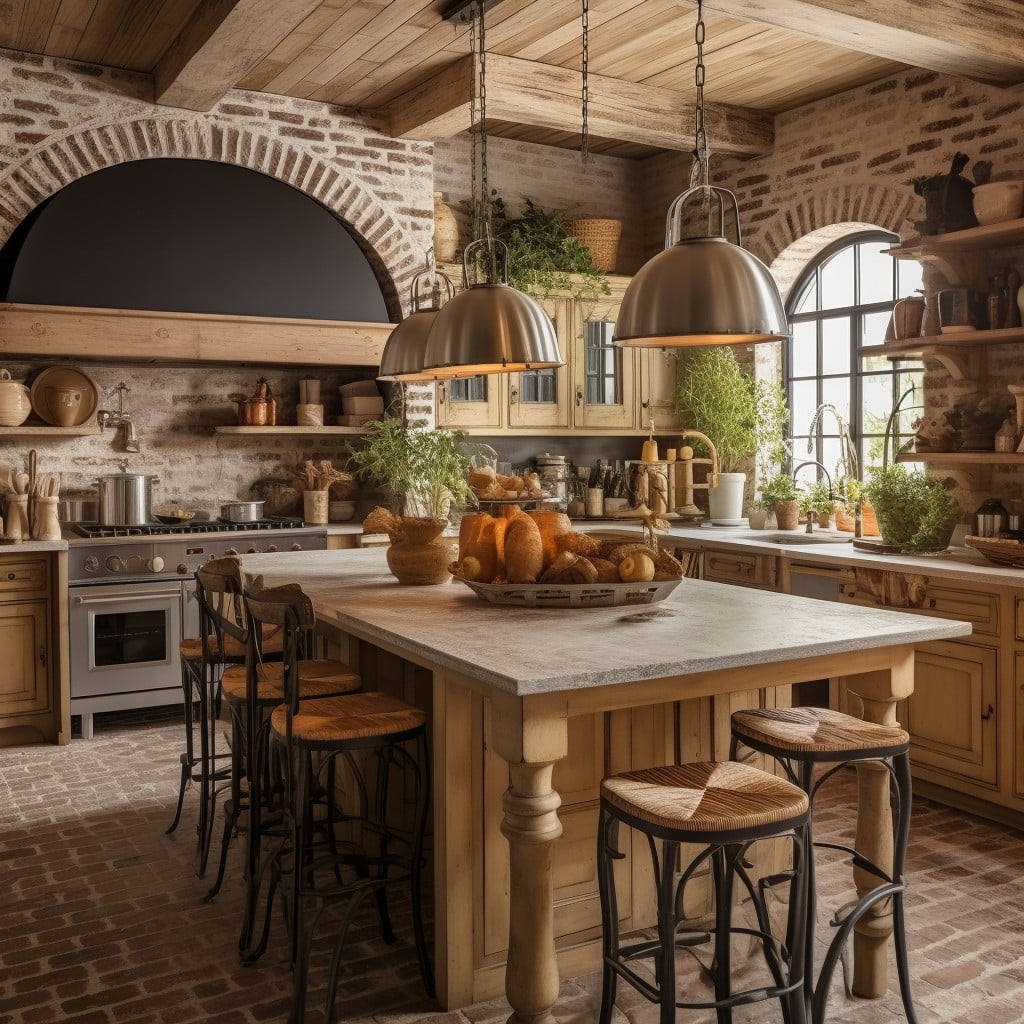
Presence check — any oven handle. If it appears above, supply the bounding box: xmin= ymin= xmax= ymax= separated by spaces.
xmin=73 ymin=589 xmax=184 ymax=606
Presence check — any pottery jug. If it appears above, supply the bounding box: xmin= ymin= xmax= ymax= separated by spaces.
xmin=433 ymin=192 xmax=459 ymax=263
xmin=46 ymin=385 xmax=83 ymax=427
xmin=386 ymin=517 xmax=456 ymax=585
xmin=0 ymin=369 xmax=31 ymax=427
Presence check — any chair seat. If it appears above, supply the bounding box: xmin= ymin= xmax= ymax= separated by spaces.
xmin=601 ymin=761 xmax=807 ymax=834
xmin=731 ymin=706 xmax=909 ymax=755
xmin=271 ymin=692 xmax=427 ymax=746
xmin=178 ymin=624 xmax=284 ymax=662
xmin=221 ymin=660 xmax=360 ymax=702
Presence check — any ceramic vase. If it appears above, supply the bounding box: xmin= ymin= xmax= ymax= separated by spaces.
xmin=303 ymin=489 xmax=329 ymax=525
xmin=433 ymin=192 xmax=459 ymax=263
xmin=707 ymin=472 xmax=745 ymax=525
xmin=386 ymin=517 xmax=456 ymax=585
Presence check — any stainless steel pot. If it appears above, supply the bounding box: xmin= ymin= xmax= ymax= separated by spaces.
xmin=220 ymin=500 xmax=265 ymax=523
xmin=95 ymin=473 xmax=158 ymax=526
xmin=57 ymin=498 xmax=98 ymax=523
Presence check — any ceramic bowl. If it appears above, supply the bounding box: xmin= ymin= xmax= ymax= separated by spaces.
xmin=972 ymin=181 xmax=1024 ymax=226
xmin=329 ymin=500 xmax=356 ymax=522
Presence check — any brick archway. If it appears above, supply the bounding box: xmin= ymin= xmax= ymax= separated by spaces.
xmin=0 ymin=116 xmax=415 ymax=317
xmin=752 ymin=183 xmax=921 ymax=299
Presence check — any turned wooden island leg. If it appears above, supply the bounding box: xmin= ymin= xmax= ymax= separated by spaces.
xmin=490 ymin=692 xmax=569 ymax=1024
xmin=846 ymin=649 xmax=915 ymax=999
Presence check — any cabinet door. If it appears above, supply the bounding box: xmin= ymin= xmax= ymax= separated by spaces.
xmin=0 ymin=601 xmax=49 ymax=716
xmin=508 ymin=298 xmax=572 ymax=429
xmin=638 ymin=349 xmax=680 ymax=431
xmin=906 ymin=639 xmax=998 ymax=788
xmin=572 ymin=296 xmax=637 ymax=430
xmin=435 ymin=374 xmax=505 ymax=430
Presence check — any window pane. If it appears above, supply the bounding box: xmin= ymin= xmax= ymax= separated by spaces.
xmin=791 ymin=379 xmax=818 ymax=437
xmin=821 ymin=317 xmax=851 ymax=375
xmin=898 ymin=259 xmax=925 ymax=296
xmin=793 ymin=277 xmax=818 ymax=314
xmin=520 ymin=369 xmax=555 ymax=404
xmin=820 ymin=376 xmax=850 ymax=421
xmin=820 ymin=437 xmax=844 ymax=480
xmin=861 ymin=373 xmax=894 ymax=438
xmin=820 ymin=246 xmax=855 ymax=310
xmin=449 ymin=375 xmax=487 ymax=402
xmin=858 ymin=241 xmax=895 ymax=305
xmin=862 ymin=311 xmax=891 ymax=348
xmin=584 ymin=321 xmax=620 ymax=405
xmin=790 ymin=321 xmax=817 ymax=377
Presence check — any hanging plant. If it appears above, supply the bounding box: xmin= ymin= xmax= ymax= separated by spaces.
xmin=481 ymin=196 xmax=610 ymax=305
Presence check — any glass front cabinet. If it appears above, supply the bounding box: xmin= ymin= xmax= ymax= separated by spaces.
xmin=434 ymin=274 xmax=678 ymax=434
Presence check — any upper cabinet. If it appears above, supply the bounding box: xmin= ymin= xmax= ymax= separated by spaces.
xmin=435 ymin=274 xmax=679 ymax=435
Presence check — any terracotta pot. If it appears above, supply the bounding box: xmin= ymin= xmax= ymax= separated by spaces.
xmin=774 ymin=499 xmax=800 ymax=531
xmin=386 ymin=517 xmax=456 ymax=585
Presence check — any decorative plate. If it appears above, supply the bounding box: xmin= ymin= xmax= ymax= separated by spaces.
xmin=29 ymin=366 xmax=99 ymax=426
xmin=457 ymin=577 xmax=681 ymax=609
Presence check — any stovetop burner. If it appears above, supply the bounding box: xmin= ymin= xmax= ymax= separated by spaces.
xmin=71 ymin=517 xmax=306 ymax=539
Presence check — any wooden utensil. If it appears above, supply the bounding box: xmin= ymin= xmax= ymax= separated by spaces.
xmin=28 ymin=449 xmax=36 ymax=496
xmin=14 ymin=471 xmax=29 ymax=494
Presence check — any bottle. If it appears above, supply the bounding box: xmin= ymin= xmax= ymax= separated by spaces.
xmin=987 ymin=273 xmax=1005 ymax=332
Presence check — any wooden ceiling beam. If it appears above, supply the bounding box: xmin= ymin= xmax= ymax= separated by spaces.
xmin=153 ymin=0 xmax=324 ymax=111
xmin=387 ymin=53 xmax=773 ymax=155
xmin=695 ymin=0 xmax=1024 ymax=87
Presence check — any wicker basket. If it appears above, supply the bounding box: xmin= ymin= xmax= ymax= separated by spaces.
xmin=458 ymin=577 xmax=680 ymax=608
xmin=964 ymin=535 xmax=1024 ymax=567
xmin=566 ymin=218 xmax=622 ymax=273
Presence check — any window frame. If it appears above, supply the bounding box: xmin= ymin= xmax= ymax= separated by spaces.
xmin=784 ymin=230 xmax=922 ymax=481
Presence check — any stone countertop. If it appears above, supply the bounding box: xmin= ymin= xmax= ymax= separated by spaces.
xmin=649 ymin=524 xmax=1024 ymax=588
xmin=239 ymin=548 xmax=970 ymax=697
xmin=0 ymin=539 xmax=68 ymax=553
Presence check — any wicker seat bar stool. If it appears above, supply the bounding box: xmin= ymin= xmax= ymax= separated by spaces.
xmin=194 ymin=557 xmax=360 ymax=953
xmin=598 ymin=761 xmax=812 ymax=1024
xmin=729 ymin=706 xmax=914 ymax=1024
xmin=244 ymin=575 xmax=434 ymax=1024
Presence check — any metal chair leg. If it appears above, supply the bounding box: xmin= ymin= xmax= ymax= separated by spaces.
xmin=166 ymin=656 xmax=198 ymax=836
xmin=410 ymin=733 xmax=435 ymax=999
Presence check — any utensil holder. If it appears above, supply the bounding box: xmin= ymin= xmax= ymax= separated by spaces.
xmin=296 ymin=403 xmax=324 ymax=427
xmin=31 ymin=496 xmax=61 ymax=541
xmin=585 ymin=487 xmax=605 ymax=517
xmin=6 ymin=494 xmax=28 ymax=542
xmin=303 ymin=489 xmax=329 ymax=524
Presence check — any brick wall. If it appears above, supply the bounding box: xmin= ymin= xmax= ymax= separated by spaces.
xmin=640 ymin=68 xmax=1024 ymax=511
xmin=433 ymin=136 xmax=644 ymax=275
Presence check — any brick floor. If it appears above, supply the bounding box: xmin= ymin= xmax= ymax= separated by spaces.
xmin=1 ymin=709 xmax=1021 ymax=1024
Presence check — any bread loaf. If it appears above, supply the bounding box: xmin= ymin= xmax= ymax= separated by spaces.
xmin=456 ymin=513 xmax=500 ymax=582
xmin=554 ymin=531 xmax=601 ymax=558
xmin=527 ymin=510 xmax=572 ymax=566
xmin=589 ymin=557 xmax=620 ymax=583
xmin=504 ymin=514 xmax=544 ymax=583
xmin=618 ymin=553 xmax=656 ymax=582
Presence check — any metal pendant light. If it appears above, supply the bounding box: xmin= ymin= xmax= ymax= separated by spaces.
xmin=422 ymin=0 xmax=563 ymax=377
xmin=377 ymin=251 xmax=458 ymax=382
xmin=614 ymin=0 xmax=788 ymax=348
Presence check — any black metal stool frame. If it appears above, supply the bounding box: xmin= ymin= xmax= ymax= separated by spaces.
xmin=598 ymin=799 xmax=812 ymax=1024
xmin=729 ymin=732 xmax=915 ymax=1024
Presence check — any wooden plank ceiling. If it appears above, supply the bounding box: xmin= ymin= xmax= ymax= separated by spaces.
xmin=1 ymin=0 xmax=1021 ymax=158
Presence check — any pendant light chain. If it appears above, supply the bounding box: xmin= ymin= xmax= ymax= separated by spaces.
xmin=469 ymin=4 xmax=480 ymax=241
xmin=479 ymin=1 xmax=490 ymax=244
xmin=692 ymin=0 xmax=709 ymax=185
xmin=581 ymin=0 xmax=589 ymax=163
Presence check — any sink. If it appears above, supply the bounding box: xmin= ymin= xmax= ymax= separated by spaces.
xmin=757 ymin=532 xmax=852 ymax=545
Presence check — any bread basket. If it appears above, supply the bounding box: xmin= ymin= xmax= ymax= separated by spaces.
xmin=457 ymin=577 xmax=681 ymax=608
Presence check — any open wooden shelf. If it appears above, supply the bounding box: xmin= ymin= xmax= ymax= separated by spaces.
xmin=897 ymin=452 xmax=1024 ymax=465
xmin=0 ymin=424 xmax=101 ymax=436
xmin=214 ymin=426 xmax=366 ymax=436
xmin=858 ymin=328 xmax=1024 ymax=380
xmin=888 ymin=217 xmax=1024 ymax=259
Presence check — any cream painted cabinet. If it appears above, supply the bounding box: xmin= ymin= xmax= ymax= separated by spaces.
xmin=507 ymin=298 xmax=573 ymax=429
xmin=436 ymin=373 xmax=505 ymax=430
xmin=638 ymin=349 xmax=680 ymax=431
xmin=572 ymin=292 xmax=637 ymax=431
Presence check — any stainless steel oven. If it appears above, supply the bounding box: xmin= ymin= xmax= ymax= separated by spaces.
xmin=67 ymin=519 xmax=325 ymax=737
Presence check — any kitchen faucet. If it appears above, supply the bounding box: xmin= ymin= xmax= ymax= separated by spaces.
xmin=805 ymin=403 xmax=860 ymax=536
xmin=98 ymin=382 xmax=140 ymax=453
xmin=792 ymin=459 xmax=833 ymax=533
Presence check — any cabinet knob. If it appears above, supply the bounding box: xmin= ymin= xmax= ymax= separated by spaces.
xmin=437 ymin=382 xmax=445 ymax=405
xmin=509 ymin=385 xmax=518 ymax=405
xmin=575 ymin=385 xmax=583 ymax=407
xmin=981 ymin=704 xmax=994 ymax=721
xmin=6 ymin=572 xmax=14 ymax=581
xmin=39 ymin=647 xmax=46 ymax=667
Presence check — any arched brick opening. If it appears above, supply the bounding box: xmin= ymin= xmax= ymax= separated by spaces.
xmin=0 ymin=117 xmax=416 ymax=318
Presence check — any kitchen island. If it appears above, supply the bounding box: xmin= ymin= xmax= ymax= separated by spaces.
xmin=241 ymin=547 xmax=971 ymax=1022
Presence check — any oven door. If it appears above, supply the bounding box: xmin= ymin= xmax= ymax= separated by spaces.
xmin=69 ymin=581 xmax=185 ymax=698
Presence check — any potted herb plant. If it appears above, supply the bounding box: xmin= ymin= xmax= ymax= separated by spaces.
xmin=800 ymin=480 xmax=835 ymax=531
xmin=865 ymin=465 xmax=959 ymax=552
xmin=675 ymin=347 xmax=789 ymax=524
xmin=348 ymin=419 xmax=474 ymax=584
xmin=758 ymin=473 xmax=803 ymax=531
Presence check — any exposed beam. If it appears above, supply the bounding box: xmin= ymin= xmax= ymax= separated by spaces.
xmin=153 ymin=0 xmax=324 ymax=111
xmin=387 ymin=53 xmax=773 ymax=156
xmin=697 ymin=0 xmax=1024 ymax=87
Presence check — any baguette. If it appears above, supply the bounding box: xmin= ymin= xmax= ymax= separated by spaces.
xmin=528 ymin=510 xmax=573 ymax=566
xmin=504 ymin=514 xmax=544 ymax=583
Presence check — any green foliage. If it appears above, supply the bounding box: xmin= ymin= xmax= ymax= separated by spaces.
xmin=865 ymin=465 xmax=959 ymax=552
xmin=800 ymin=480 xmax=835 ymax=524
xmin=348 ymin=418 xmax=473 ymax=519
xmin=756 ymin=472 xmax=801 ymax=510
xmin=675 ymin=347 xmax=789 ymax=475
xmin=487 ymin=197 xmax=610 ymax=304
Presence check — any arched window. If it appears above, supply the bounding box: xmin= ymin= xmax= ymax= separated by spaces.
xmin=785 ymin=231 xmax=923 ymax=484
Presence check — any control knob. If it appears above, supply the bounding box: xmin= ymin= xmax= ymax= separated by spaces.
xmin=247 ymin=547 xmax=257 ymax=554
xmin=148 ymin=557 xmax=165 ymax=573
xmin=84 ymin=556 xmax=99 ymax=573
xmin=106 ymin=555 xmax=125 ymax=573
xmin=225 ymin=548 xmax=238 ymax=556
xmin=176 ymin=563 xmax=189 ymax=575
xmin=291 ymin=543 xmax=302 ymax=551
xmin=267 ymin=544 xmax=278 ymax=553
